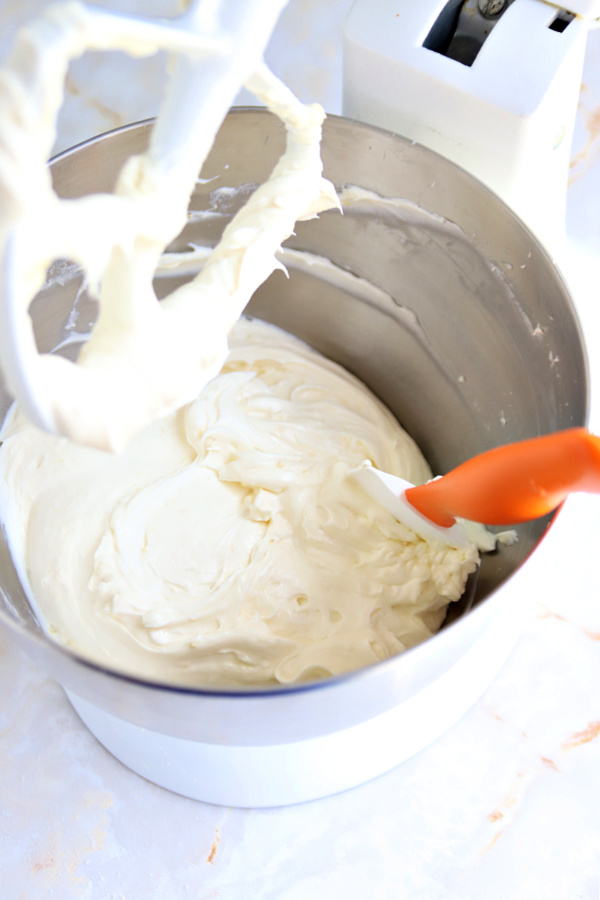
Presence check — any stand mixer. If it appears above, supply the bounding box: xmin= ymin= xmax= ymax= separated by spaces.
xmin=343 ymin=0 xmax=600 ymax=253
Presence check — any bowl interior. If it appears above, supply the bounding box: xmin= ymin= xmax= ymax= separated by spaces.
xmin=0 ymin=110 xmax=588 ymax=678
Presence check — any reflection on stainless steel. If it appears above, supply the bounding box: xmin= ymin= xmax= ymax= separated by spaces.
xmin=424 ymin=0 xmax=517 ymax=66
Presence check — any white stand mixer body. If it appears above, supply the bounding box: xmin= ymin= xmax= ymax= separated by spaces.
xmin=343 ymin=0 xmax=597 ymax=252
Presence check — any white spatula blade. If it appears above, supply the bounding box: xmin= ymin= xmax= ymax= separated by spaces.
xmin=351 ymin=462 xmax=471 ymax=549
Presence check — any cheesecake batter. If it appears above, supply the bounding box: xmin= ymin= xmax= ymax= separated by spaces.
xmin=0 ymin=1 xmax=339 ymax=452
xmin=0 ymin=318 xmax=483 ymax=687
xmin=0 ymin=3 xmax=494 ymax=689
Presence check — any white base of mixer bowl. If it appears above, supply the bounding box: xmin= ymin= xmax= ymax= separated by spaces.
xmin=64 ymin=592 xmax=526 ymax=808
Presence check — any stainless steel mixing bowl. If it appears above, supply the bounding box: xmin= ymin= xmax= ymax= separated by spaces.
xmin=0 ymin=111 xmax=588 ymax=805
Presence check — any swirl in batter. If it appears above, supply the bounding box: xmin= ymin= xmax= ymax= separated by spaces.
xmin=0 ymin=318 xmax=481 ymax=687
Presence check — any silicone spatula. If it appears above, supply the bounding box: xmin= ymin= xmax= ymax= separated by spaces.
xmin=352 ymin=428 xmax=600 ymax=548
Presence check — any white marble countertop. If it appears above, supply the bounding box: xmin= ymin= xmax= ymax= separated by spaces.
xmin=2 ymin=2 xmax=600 ymax=898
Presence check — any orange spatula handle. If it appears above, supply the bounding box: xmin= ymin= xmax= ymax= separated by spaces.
xmin=405 ymin=428 xmax=600 ymax=527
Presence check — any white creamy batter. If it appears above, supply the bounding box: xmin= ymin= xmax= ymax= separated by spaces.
xmin=0 ymin=318 xmax=483 ymax=687
xmin=0 ymin=2 xmax=497 ymax=689
xmin=0 ymin=1 xmax=339 ymax=451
